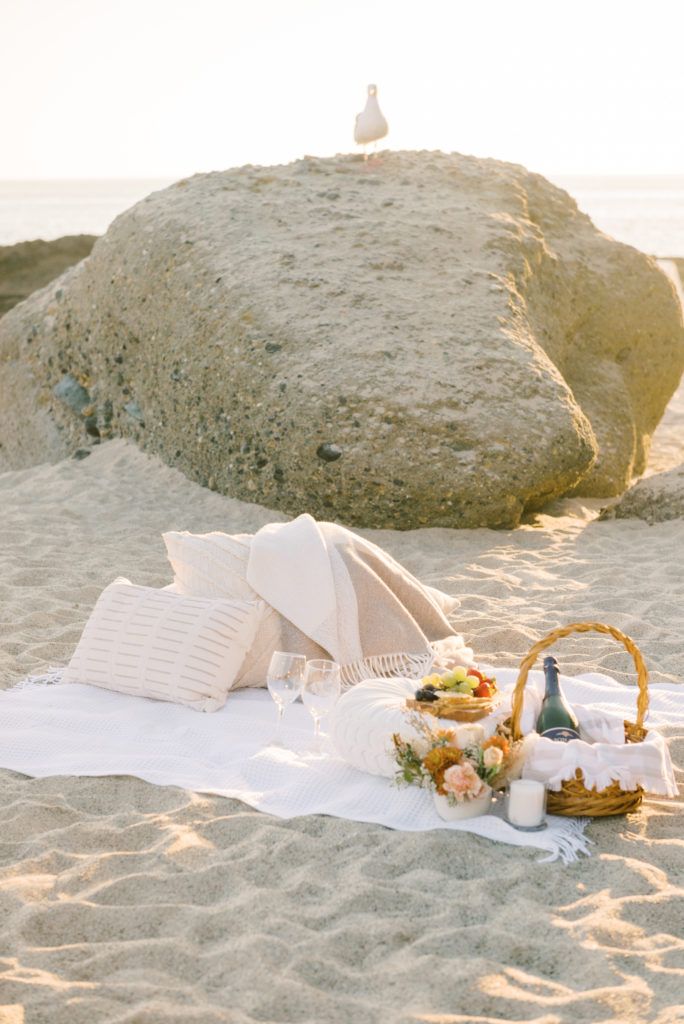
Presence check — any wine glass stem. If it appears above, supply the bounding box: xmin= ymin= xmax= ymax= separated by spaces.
xmin=275 ymin=703 xmax=284 ymax=739
xmin=313 ymin=715 xmax=322 ymax=751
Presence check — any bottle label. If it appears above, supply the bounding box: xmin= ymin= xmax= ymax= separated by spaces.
xmin=541 ymin=726 xmax=580 ymax=743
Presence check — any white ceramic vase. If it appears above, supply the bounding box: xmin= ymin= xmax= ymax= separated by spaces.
xmin=432 ymin=786 xmax=492 ymax=821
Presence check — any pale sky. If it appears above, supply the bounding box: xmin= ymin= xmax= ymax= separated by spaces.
xmin=2 ymin=0 xmax=684 ymax=180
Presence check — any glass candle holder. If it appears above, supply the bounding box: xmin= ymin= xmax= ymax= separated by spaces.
xmin=504 ymin=779 xmax=547 ymax=831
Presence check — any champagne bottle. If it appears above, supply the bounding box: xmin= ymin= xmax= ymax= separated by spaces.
xmin=536 ymin=656 xmax=580 ymax=742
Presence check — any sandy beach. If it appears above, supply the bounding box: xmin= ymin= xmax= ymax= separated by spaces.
xmin=0 ymin=373 xmax=682 ymax=1022
xmin=3 ymin=0 xmax=684 ymax=1017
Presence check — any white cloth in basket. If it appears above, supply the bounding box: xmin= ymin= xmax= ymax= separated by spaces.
xmin=522 ymin=727 xmax=676 ymax=795
xmin=497 ymin=666 xmax=677 ymax=796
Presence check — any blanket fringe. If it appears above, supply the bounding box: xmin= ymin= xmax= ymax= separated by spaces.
xmin=11 ymin=667 xmax=65 ymax=690
xmin=538 ymin=817 xmax=592 ymax=865
xmin=340 ymin=651 xmax=434 ymax=688
xmin=19 ymin=651 xmax=440 ymax=694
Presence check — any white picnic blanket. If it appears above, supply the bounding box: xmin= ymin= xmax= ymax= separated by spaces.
xmin=0 ymin=669 xmax=681 ymax=863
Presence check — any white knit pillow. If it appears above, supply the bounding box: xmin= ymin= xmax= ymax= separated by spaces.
xmin=162 ymin=530 xmax=256 ymax=601
xmin=62 ymin=578 xmax=264 ymax=711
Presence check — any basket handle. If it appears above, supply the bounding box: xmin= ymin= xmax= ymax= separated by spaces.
xmin=509 ymin=621 xmax=649 ymax=741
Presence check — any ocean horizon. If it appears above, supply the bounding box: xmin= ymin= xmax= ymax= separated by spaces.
xmin=1 ymin=173 xmax=684 ymax=257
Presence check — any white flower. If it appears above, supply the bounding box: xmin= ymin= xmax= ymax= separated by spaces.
xmin=409 ymin=734 xmax=432 ymax=759
xmin=483 ymin=746 xmax=504 ymax=768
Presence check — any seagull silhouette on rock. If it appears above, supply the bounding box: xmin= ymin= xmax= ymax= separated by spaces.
xmin=354 ymin=84 xmax=388 ymax=159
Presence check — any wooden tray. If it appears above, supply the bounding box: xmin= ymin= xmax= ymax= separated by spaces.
xmin=406 ymin=690 xmax=501 ymax=723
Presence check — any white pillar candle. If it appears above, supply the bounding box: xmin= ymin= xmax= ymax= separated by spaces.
xmin=506 ymin=779 xmax=546 ymax=828
xmin=453 ymin=723 xmax=485 ymax=748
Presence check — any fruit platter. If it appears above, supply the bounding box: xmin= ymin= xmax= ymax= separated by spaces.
xmin=405 ymin=666 xmax=501 ymax=722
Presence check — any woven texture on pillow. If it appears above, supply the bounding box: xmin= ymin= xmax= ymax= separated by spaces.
xmin=162 ymin=530 xmax=255 ymax=601
xmin=163 ymin=529 xmax=329 ymax=689
xmin=62 ymin=578 xmax=264 ymax=711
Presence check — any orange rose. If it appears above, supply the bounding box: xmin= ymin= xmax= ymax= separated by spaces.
xmin=423 ymin=746 xmax=463 ymax=793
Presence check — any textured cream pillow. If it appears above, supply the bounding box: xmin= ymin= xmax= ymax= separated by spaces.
xmin=162 ymin=530 xmax=328 ymax=689
xmin=162 ymin=530 xmax=256 ymax=601
xmin=63 ymin=578 xmax=264 ymax=711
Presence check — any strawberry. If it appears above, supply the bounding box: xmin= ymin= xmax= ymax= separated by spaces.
xmin=473 ymin=682 xmax=491 ymax=698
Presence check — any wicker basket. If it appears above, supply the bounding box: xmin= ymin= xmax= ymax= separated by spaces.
xmin=510 ymin=622 xmax=650 ymax=817
xmin=407 ymin=690 xmax=501 ymax=722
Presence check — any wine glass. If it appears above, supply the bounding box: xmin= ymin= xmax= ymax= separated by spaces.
xmin=266 ymin=651 xmax=306 ymax=747
xmin=302 ymin=659 xmax=341 ymax=753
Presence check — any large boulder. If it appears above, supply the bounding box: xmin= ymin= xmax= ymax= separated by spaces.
xmin=673 ymin=259 xmax=684 ymax=292
xmin=0 ymin=235 xmax=96 ymax=316
xmin=1 ymin=152 xmax=682 ymax=529
xmin=603 ymin=464 xmax=684 ymax=523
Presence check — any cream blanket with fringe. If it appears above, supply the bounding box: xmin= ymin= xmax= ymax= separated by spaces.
xmin=245 ymin=514 xmax=473 ymax=686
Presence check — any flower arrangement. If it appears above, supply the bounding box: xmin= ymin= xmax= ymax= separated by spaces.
xmin=392 ymin=715 xmax=516 ymax=804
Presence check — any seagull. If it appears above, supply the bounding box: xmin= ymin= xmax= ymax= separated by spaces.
xmin=354 ymin=84 xmax=388 ymax=158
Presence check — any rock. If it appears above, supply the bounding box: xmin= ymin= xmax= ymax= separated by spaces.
xmin=84 ymin=416 xmax=101 ymax=439
xmin=0 ymin=152 xmax=682 ymax=528
xmin=673 ymin=259 xmax=684 ymax=292
xmin=123 ymin=400 xmax=145 ymax=425
xmin=0 ymin=235 xmax=96 ymax=316
xmin=53 ymin=373 xmax=91 ymax=415
xmin=602 ymin=464 xmax=684 ymax=523
xmin=317 ymin=443 xmax=343 ymax=463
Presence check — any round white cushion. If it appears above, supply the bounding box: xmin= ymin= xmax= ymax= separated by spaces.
xmin=330 ymin=675 xmax=505 ymax=778
xmin=330 ymin=676 xmax=421 ymax=778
